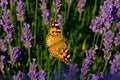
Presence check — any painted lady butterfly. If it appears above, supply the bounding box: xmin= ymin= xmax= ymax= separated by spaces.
xmin=46 ymin=18 xmax=71 ymax=65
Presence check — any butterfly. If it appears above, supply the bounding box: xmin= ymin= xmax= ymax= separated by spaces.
xmin=46 ymin=18 xmax=71 ymax=65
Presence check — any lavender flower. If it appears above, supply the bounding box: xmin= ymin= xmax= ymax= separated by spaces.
xmin=89 ymin=17 xmax=105 ymax=34
xmin=2 ymin=9 xmax=14 ymax=33
xmin=80 ymin=45 xmax=98 ymax=80
xmin=20 ymin=23 xmax=33 ymax=48
xmin=9 ymin=46 xmax=21 ymax=65
xmin=28 ymin=58 xmax=37 ymax=80
xmin=109 ymin=51 xmax=120 ymax=75
xmin=57 ymin=14 xmax=63 ymax=29
xmin=39 ymin=0 xmax=50 ymax=25
xmin=100 ymin=0 xmax=114 ymax=29
xmin=89 ymin=0 xmax=115 ymax=34
xmin=10 ymin=0 xmax=17 ymax=5
xmin=113 ymin=0 xmax=120 ymax=19
xmin=1 ymin=8 xmax=14 ymax=43
xmin=28 ymin=58 xmax=46 ymax=80
xmin=37 ymin=70 xmax=46 ymax=80
xmin=0 ymin=55 xmax=5 ymax=73
xmin=41 ymin=9 xmax=50 ymax=25
xmin=89 ymin=72 xmax=103 ymax=80
xmin=0 ymin=0 xmax=8 ymax=7
xmin=4 ymin=31 xmax=13 ymax=43
xmin=63 ymin=64 xmax=79 ymax=80
xmin=66 ymin=0 xmax=72 ymax=4
xmin=77 ymin=0 xmax=86 ymax=13
xmin=53 ymin=0 xmax=62 ymax=14
xmin=39 ymin=0 xmax=47 ymax=11
xmin=0 ymin=39 xmax=7 ymax=52
xmin=114 ymin=22 xmax=120 ymax=45
xmin=102 ymin=30 xmax=113 ymax=60
xmin=16 ymin=0 xmax=25 ymax=22
xmin=12 ymin=71 xmax=25 ymax=80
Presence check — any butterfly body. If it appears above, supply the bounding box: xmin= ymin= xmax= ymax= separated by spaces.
xmin=46 ymin=19 xmax=71 ymax=65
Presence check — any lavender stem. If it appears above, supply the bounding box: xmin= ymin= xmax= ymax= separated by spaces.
xmin=26 ymin=0 xmax=29 ymax=10
xmin=79 ymin=13 xmax=82 ymax=22
xmin=96 ymin=33 xmax=100 ymax=45
xmin=92 ymin=32 xmax=97 ymax=46
xmin=67 ymin=4 xmax=70 ymax=20
xmin=100 ymin=35 xmax=103 ymax=49
xmin=27 ymin=48 xmax=31 ymax=66
xmin=33 ymin=0 xmax=38 ymax=48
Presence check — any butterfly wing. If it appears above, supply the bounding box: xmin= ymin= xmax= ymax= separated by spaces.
xmin=48 ymin=39 xmax=71 ymax=65
xmin=46 ymin=18 xmax=71 ymax=65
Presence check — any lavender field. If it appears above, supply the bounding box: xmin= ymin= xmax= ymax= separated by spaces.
xmin=0 ymin=0 xmax=120 ymax=80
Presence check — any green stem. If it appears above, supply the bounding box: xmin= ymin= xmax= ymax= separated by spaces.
xmin=47 ymin=54 xmax=51 ymax=80
xmin=17 ymin=22 xmax=22 ymax=47
xmin=92 ymin=32 xmax=97 ymax=46
xmin=92 ymin=0 xmax=97 ymax=18
xmin=96 ymin=33 xmax=100 ymax=44
xmin=64 ymin=3 xmax=67 ymax=24
xmin=100 ymin=35 xmax=104 ymax=49
xmin=33 ymin=0 xmax=38 ymax=47
xmin=58 ymin=60 xmax=60 ymax=80
xmin=27 ymin=48 xmax=31 ymax=66
xmin=79 ymin=13 xmax=82 ymax=22
xmin=67 ymin=4 xmax=70 ymax=20
xmin=103 ymin=59 xmax=108 ymax=73
xmin=26 ymin=0 xmax=29 ymax=10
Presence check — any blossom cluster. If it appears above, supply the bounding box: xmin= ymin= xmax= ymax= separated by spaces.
xmin=20 ymin=23 xmax=33 ymax=49
xmin=16 ymin=0 xmax=25 ymax=22
xmin=63 ymin=64 xmax=79 ymax=80
xmin=80 ymin=45 xmax=98 ymax=80
xmin=40 ymin=0 xmax=50 ymax=25
xmin=12 ymin=58 xmax=46 ymax=80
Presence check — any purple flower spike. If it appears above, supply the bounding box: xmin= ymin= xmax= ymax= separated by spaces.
xmin=2 ymin=9 xmax=13 ymax=32
xmin=28 ymin=58 xmax=46 ymax=80
xmin=110 ymin=51 xmax=120 ymax=75
xmin=0 ymin=19 xmax=3 ymax=25
xmin=12 ymin=71 xmax=25 ymax=80
xmin=77 ymin=0 xmax=86 ymax=13
xmin=28 ymin=58 xmax=37 ymax=80
xmin=9 ymin=46 xmax=21 ymax=65
xmin=10 ymin=0 xmax=17 ymax=5
xmin=114 ymin=0 xmax=120 ymax=19
xmin=39 ymin=0 xmax=47 ymax=11
xmin=42 ymin=9 xmax=50 ymax=25
xmin=53 ymin=0 xmax=62 ymax=14
xmin=80 ymin=45 xmax=98 ymax=80
xmin=0 ymin=55 xmax=5 ymax=73
xmin=89 ymin=17 xmax=105 ymax=34
xmin=57 ymin=14 xmax=63 ymax=29
xmin=16 ymin=0 xmax=25 ymax=22
xmin=37 ymin=70 xmax=46 ymax=80
xmin=114 ymin=22 xmax=120 ymax=45
xmin=4 ymin=33 xmax=13 ymax=43
xmin=39 ymin=0 xmax=50 ymax=25
xmin=89 ymin=0 xmax=120 ymax=34
xmin=89 ymin=72 xmax=103 ymax=80
xmin=0 ymin=39 xmax=7 ymax=52
xmin=1 ymin=8 xmax=14 ymax=43
xmin=66 ymin=0 xmax=72 ymax=4
xmin=100 ymin=0 xmax=114 ymax=29
xmin=102 ymin=30 xmax=113 ymax=60
xmin=21 ymin=23 xmax=33 ymax=49
xmin=63 ymin=64 xmax=79 ymax=80
xmin=0 ymin=0 xmax=8 ymax=7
